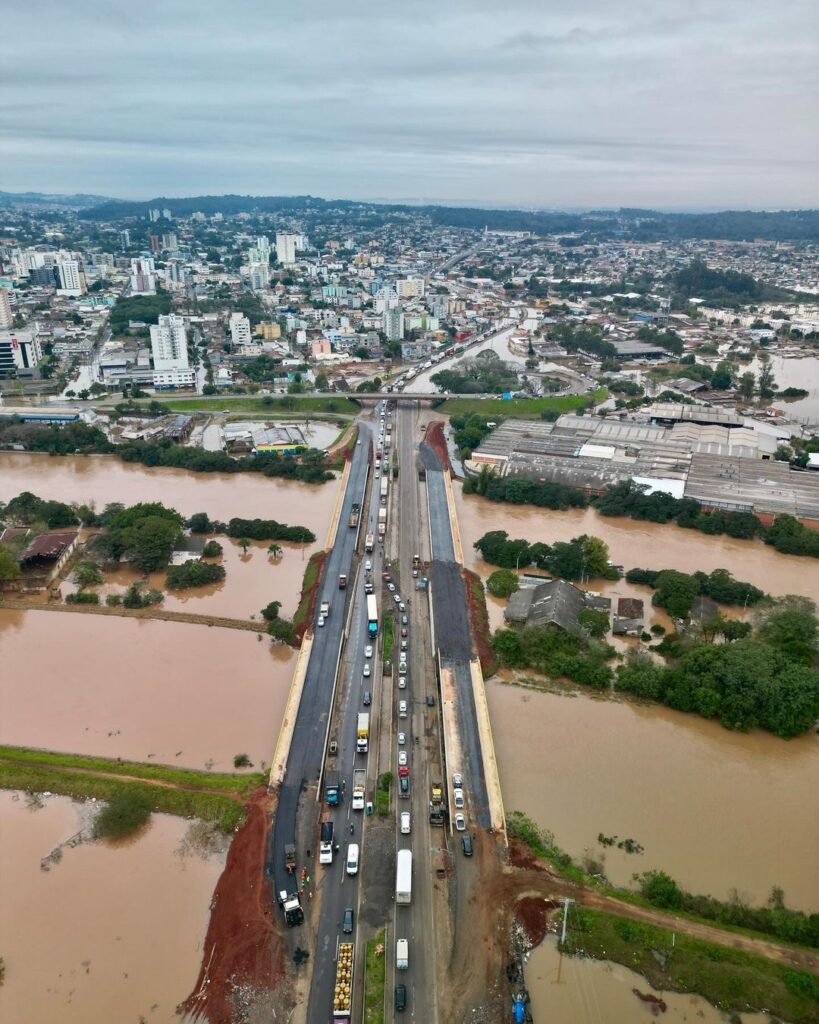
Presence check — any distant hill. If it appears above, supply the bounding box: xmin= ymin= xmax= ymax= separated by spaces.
xmin=0 ymin=190 xmax=112 ymax=209
xmin=2 ymin=189 xmax=817 ymax=241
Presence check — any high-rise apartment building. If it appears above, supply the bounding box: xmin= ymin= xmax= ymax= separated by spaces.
xmin=229 ymin=313 xmax=253 ymax=347
xmin=248 ymin=262 xmax=269 ymax=292
xmin=162 ymin=232 xmax=178 ymax=251
xmin=0 ymin=330 xmax=42 ymax=378
xmin=275 ymin=233 xmax=298 ymax=266
xmin=0 ymin=289 xmax=13 ymax=328
xmin=397 ymin=276 xmax=425 ymax=299
xmin=150 ymin=314 xmax=194 ymax=389
xmin=130 ymin=258 xmax=157 ymax=295
xmin=119 ymin=229 xmax=131 ymax=250
xmin=383 ymin=306 xmax=405 ymax=341
xmin=56 ymin=260 xmax=84 ymax=294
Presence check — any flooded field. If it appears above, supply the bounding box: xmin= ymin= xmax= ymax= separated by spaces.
xmin=488 ymin=680 xmax=819 ymax=910
xmin=527 ymin=937 xmax=773 ymax=1024
xmin=455 ymin=486 xmax=819 ymax=604
xmin=0 ymin=609 xmax=294 ymax=771
xmin=747 ymin=352 xmax=819 ymax=423
xmin=0 ymin=790 xmax=223 ymax=1024
xmin=0 ymin=451 xmax=340 ymax=538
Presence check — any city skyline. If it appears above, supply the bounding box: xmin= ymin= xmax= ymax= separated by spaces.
xmin=2 ymin=0 xmax=817 ymax=210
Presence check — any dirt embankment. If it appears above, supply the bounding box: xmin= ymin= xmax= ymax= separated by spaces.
xmin=180 ymin=789 xmax=284 ymax=1023
xmin=0 ymin=597 xmax=266 ymax=632
xmin=424 ymin=420 xmax=452 ymax=475
xmin=462 ymin=568 xmax=499 ymax=677
xmin=292 ymin=549 xmax=326 ymax=645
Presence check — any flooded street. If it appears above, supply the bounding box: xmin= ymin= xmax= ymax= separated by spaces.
xmin=455 ymin=486 xmax=819 ymax=603
xmin=527 ymin=938 xmax=772 ymax=1024
xmin=489 ymin=680 xmax=819 ymax=909
xmin=0 ymin=790 xmax=223 ymax=1024
xmin=0 ymin=610 xmax=294 ymax=771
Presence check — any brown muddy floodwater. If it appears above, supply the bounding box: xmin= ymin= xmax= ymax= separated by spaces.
xmin=489 ymin=681 xmax=819 ymax=910
xmin=527 ymin=937 xmax=772 ymax=1024
xmin=0 ymin=609 xmax=295 ymax=771
xmin=0 ymin=790 xmax=223 ymax=1024
xmin=455 ymin=487 xmax=819 ymax=603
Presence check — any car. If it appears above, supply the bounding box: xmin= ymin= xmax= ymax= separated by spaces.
xmin=317 ymin=614 xmax=325 ymax=627
xmin=363 ymin=663 xmax=371 ymax=677
xmin=398 ymin=731 xmax=406 ymax=746
xmin=453 ymin=788 xmax=464 ymax=809
xmin=400 ymin=811 xmax=411 ymax=834
xmin=426 ymin=695 xmax=435 ymax=707
xmin=398 ymin=750 xmax=408 ymax=766
xmin=398 ymin=654 xmax=407 ymax=668
xmin=393 ymin=593 xmax=401 ymax=605
xmin=399 ymin=602 xmax=406 ymax=612
xmin=365 ymin=560 xmax=371 ymax=572
xmin=400 ymin=639 xmax=408 ymax=650
xmin=398 ymin=675 xmax=407 ymax=689
xmin=343 ymin=907 xmax=354 ymax=933
xmin=387 ymin=582 xmax=396 ymax=592
xmin=401 ymin=615 xmax=408 ymax=625
xmin=364 ymin=644 xmax=373 ymax=658
xmin=461 ymin=834 xmax=474 ymax=857
xmin=395 ymin=983 xmax=407 ymax=1011
xmin=454 ymin=813 xmax=465 ymax=832
xmin=452 ymin=772 xmax=463 ymax=788
xmin=401 ymin=627 xmax=408 ymax=637
xmin=363 ymin=690 xmax=372 ymax=706
xmin=399 ymin=775 xmax=409 ymax=795
xmin=375 ymin=469 xmax=380 ymax=478
xmin=412 ymin=569 xmax=419 ymax=578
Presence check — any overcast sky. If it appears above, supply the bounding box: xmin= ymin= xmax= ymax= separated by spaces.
xmin=2 ymin=0 xmax=817 ymax=209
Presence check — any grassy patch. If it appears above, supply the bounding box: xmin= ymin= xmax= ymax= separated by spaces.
xmin=382 ymin=611 xmax=394 ymax=662
xmin=463 ymin=569 xmax=499 ymax=677
xmin=438 ymin=388 xmax=607 ymax=420
xmin=156 ymin=396 xmax=360 ymax=417
xmin=364 ymin=928 xmax=387 ymax=1024
xmin=0 ymin=761 xmax=248 ymax=832
xmin=375 ymin=772 xmax=392 ymax=817
xmin=0 ymin=745 xmax=263 ymax=795
xmin=293 ymin=550 xmax=326 ymax=635
xmin=507 ymin=810 xmax=596 ymax=886
xmin=564 ymin=907 xmax=819 ymax=1024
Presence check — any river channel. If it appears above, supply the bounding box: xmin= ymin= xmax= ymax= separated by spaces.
xmin=0 ymin=609 xmax=294 ymax=771
xmin=527 ymin=937 xmax=772 ymax=1024
xmin=0 ymin=790 xmax=223 ymax=1024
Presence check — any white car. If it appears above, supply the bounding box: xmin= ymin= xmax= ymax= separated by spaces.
xmin=453 ymin=788 xmax=464 ymax=809
xmin=365 ymin=560 xmax=371 ymax=572
xmin=398 ymin=675 xmax=407 ymax=689
xmin=399 ymin=602 xmax=406 ymax=613
xmin=398 ymin=750 xmax=408 ymax=766
xmin=400 ymin=639 xmax=408 ymax=650
xmin=400 ymin=811 xmax=411 ymax=835
xmin=454 ymin=813 xmax=465 ymax=832
xmin=393 ymin=593 xmax=401 ymax=605
xmin=363 ymin=663 xmax=371 ymax=677
xmin=375 ymin=469 xmax=380 ymax=478
xmin=387 ymin=582 xmax=396 ymax=592
xmin=398 ymin=732 xmax=406 ymax=746
xmin=364 ymin=644 xmax=373 ymax=658
xmin=317 ymin=615 xmax=325 ymax=627
xmin=452 ymin=772 xmax=463 ymax=788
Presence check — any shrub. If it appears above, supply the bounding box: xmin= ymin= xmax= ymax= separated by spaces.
xmin=65 ymin=592 xmax=100 ymax=605
xmin=202 ymin=540 xmax=223 ymax=557
xmin=165 ymin=561 xmax=226 ymax=590
xmin=233 ymin=753 xmax=253 ymax=768
xmin=93 ymin=790 xmax=152 ymax=840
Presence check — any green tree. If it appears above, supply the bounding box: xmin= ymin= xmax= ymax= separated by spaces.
xmin=73 ymin=561 xmax=103 ymax=589
xmin=202 ymin=539 xmax=223 ymax=557
xmin=653 ymin=569 xmax=701 ymax=618
xmin=757 ymin=362 xmax=777 ymax=397
xmin=127 ymin=517 xmax=182 ymax=573
xmin=491 ymin=628 xmax=524 ymax=667
xmin=261 ymin=600 xmax=281 ymax=621
xmin=758 ymin=599 xmax=818 ymax=664
xmin=268 ymin=617 xmax=296 ymax=644
xmin=267 ymin=543 xmax=283 ymax=559
xmin=0 ymin=543 xmax=21 ymax=582
xmin=486 ymin=569 xmax=520 ymax=598
xmin=238 ymin=536 xmax=252 ymax=554
xmin=738 ymin=371 xmax=756 ymax=402
xmin=94 ymin=790 xmax=152 ymax=840
xmin=581 ymin=535 xmax=611 ymax=578
xmin=639 ymin=870 xmax=683 ymax=909
xmin=577 ymin=607 xmax=610 ymax=638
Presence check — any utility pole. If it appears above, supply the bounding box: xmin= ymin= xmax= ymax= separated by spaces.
xmin=560 ymin=897 xmax=574 ymax=945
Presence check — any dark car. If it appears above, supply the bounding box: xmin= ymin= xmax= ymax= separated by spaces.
xmin=394 ymin=983 xmax=407 ymax=1011
xmin=426 ymin=694 xmax=435 ymax=707
xmin=363 ymin=691 xmax=372 ymax=706
xmin=343 ymin=907 xmax=354 ymax=934
xmin=462 ymin=834 xmax=474 ymax=857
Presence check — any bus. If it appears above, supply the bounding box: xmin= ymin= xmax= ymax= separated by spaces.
xmin=366 ymin=595 xmax=378 ymax=639
xmin=379 ymin=476 xmax=389 ymax=504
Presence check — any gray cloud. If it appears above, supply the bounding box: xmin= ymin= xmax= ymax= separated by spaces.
xmin=1 ymin=0 xmax=816 ymax=207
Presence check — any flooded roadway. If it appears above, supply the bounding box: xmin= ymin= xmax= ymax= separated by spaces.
xmin=0 ymin=790 xmax=224 ymax=1024
xmin=0 ymin=609 xmax=294 ymax=771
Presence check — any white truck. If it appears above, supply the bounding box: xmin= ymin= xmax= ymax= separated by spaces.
xmin=320 ymin=599 xmax=330 ymax=618
xmin=352 ymin=768 xmax=366 ymax=810
xmin=395 ymin=849 xmax=412 ymax=905
xmin=396 ymin=938 xmax=409 ymax=970
xmin=319 ymin=820 xmax=334 ymax=865
xmin=356 ymin=712 xmax=370 ymax=754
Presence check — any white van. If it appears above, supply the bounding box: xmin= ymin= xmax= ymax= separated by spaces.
xmin=398 ymin=700 xmax=408 ymax=719
xmin=396 ymin=938 xmax=409 ymax=970
xmin=400 ymin=811 xmax=411 ymax=835
xmin=346 ymin=843 xmax=360 ymax=876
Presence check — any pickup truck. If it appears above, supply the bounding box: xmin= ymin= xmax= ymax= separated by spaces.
xmin=319 ymin=600 xmax=330 ymax=618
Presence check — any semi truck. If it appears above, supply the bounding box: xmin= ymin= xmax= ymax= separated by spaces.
xmin=364 ymin=532 xmax=374 ymax=553
xmin=325 ymin=770 xmax=341 ymax=806
xmin=395 ymin=849 xmax=412 ymax=905
xmin=278 ymin=889 xmax=304 ymax=927
xmin=356 ymin=713 xmax=370 ymax=754
xmin=366 ymin=595 xmax=378 ymax=639
xmin=429 ymin=781 xmax=445 ymax=825
xmin=379 ymin=476 xmax=389 ymax=504
xmin=352 ymin=768 xmax=366 ymax=810
xmin=348 ymin=502 xmax=361 ymax=529
xmin=332 ymin=941 xmax=354 ymax=1019
xmin=319 ymin=820 xmax=334 ymax=864
xmin=378 ymin=507 xmax=387 ymax=525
